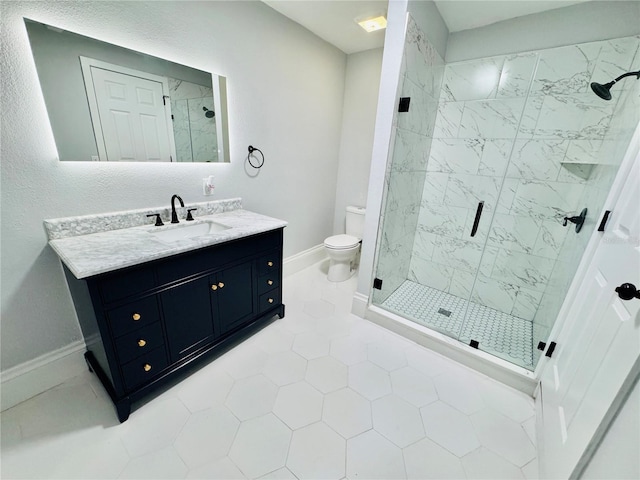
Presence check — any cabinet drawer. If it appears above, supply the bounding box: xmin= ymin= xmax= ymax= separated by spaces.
xmin=115 ymin=322 xmax=165 ymax=365
xmin=258 ymin=251 xmax=281 ymax=276
xmin=107 ymin=296 xmax=160 ymax=338
xmin=257 ymin=270 xmax=280 ymax=295
xmin=121 ymin=347 xmax=168 ymax=391
xmin=98 ymin=267 xmax=155 ymax=304
xmin=259 ymin=288 xmax=281 ymax=313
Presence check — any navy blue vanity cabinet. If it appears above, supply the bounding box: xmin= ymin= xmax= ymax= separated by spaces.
xmin=68 ymin=228 xmax=285 ymax=423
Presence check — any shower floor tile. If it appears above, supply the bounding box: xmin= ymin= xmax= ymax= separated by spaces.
xmin=381 ymin=281 xmax=534 ymax=369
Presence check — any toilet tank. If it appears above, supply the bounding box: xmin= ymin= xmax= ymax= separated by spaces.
xmin=345 ymin=206 xmax=366 ymax=238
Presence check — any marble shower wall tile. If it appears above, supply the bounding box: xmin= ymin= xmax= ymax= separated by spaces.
xmin=531 ymin=43 xmax=602 ymax=95
xmin=188 ymin=97 xmax=217 ymax=162
xmin=458 ymin=98 xmax=525 ymax=139
xmin=417 ymin=204 xmax=468 ymax=238
xmin=444 ymin=174 xmax=502 ymax=210
xmin=168 ymin=78 xmax=213 ymax=101
xmin=533 ymin=93 xmax=615 ymax=140
xmin=532 ymin=220 xmax=568 ymax=259
xmin=433 ymin=101 xmax=464 ymax=138
xmin=427 ymin=139 xmax=484 ymax=174
xmin=398 ymin=76 xmax=435 ymax=135
xmin=497 ymin=53 xmax=538 ymax=98
xmin=506 ymin=139 xmax=569 ymax=180
xmin=391 ymin=129 xmax=430 ymax=173
xmin=432 ymin=236 xmax=484 ymax=274
xmin=449 ymin=268 xmax=476 ymax=299
xmin=408 ymin=256 xmax=454 ymax=292
xmin=510 ymin=179 xmax=585 ymax=221
xmin=404 ymin=15 xmax=445 ymax=98
xmin=478 ymin=139 xmax=513 ymax=176
xmin=487 ymin=213 xmax=540 ymax=254
xmin=512 ymin=287 xmax=543 ymax=321
xmin=171 ymin=99 xmax=192 ymax=162
xmin=492 ymin=250 xmax=556 ymax=292
xmin=441 ymin=57 xmax=504 ymax=102
xmin=421 ymin=172 xmax=449 ymax=204
xmin=589 ymin=36 xmax=640 ymax=89
xmin=470 ymin=274 xmax=518 ymax=314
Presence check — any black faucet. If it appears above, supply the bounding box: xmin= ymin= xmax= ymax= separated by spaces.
xmin=171 ymin=194 xmax=184 ymax=224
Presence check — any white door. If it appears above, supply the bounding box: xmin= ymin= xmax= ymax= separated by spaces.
xmin=538 ymin=132 xmax=640 ymax=479
xmin=81 ymin=58 xmax=175 ymax=162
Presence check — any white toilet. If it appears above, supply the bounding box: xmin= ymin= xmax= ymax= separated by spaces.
xmin=324 ymin=206 xmax=366 ymax=282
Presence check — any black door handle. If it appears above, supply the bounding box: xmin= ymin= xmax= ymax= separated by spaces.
xmin=615 ymin=283 xmax=640 ymax=301
xmin=470 ymin=201 xmax=484 ymax=237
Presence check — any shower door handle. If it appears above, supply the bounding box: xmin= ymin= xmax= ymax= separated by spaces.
xmin=470 ymin=201 xmax=484 ymax=237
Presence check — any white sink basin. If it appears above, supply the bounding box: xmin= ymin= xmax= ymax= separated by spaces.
xmin=150 ymin=220 xmax=230 ymax=242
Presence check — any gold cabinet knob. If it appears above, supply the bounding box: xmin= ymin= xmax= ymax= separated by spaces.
xmin=211 ymin=284 xmax=218 ymax=291
xmin=267 ymin=261 xmax=274 ymax=267
xmin=138 ymin=339 xmax=147 ymax=347
xmin=143 ymin=363 xmax=152 ymax=372
xmin=268 ymin=298 xmax=274 ymax=304
xmin=132 ymin=313 xmax=141 ymax=321
xmin=267 ymin=280 xmax=274 ymax=286
xmin=218 ymin=282 xmax=225 ymax=288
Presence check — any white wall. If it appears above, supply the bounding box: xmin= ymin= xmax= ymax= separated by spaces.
xmin=0 ymin=1 xmax=347 ymax=370
xmin=446 ymin=1 xmax=640 ymax=62
xmin=332 ymin=48 xmax=383 ymax=234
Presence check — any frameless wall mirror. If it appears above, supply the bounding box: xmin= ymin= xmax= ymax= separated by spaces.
xmin=24 ymin=19 xmax=230 ymax=162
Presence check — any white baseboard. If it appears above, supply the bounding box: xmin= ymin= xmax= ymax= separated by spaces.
xmin=351 ymin=292 xmax=369 ymax=318
xmin=1 ymin=340 xmax=87 ymax=411
xmin=283 ymin=244 xmax=327 ymax=277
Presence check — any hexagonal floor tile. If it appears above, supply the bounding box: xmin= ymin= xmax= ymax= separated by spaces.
xmin=225 ymin=374 xmax=278 ymax=420
xmin=372 ymin=394 xmax=425 ymax=448
xmin=403 ymin=437 xmax=466 ymax=479
xmin=273 ymin=382 xmax=323 ymax=430
xmin=292 ymin=332 xmax=331 ymax=359
xmin=368 ymin=341 xmax=407 ymax=371
xmin=186 ymin=457 xmax=245 ymax=479
xmin=461 ymin=447 xmax=526 ymax=479
xmin=314 ymin=313 xmax=353 ymax=339
xmin=229 ymin=413 xmax=291 ymax=478
xmin=221 ymin=344 xmax=269 ymax=379
xmin=322 ymin=388 xmax=372 ymax=439
xmin=258 ymin=467 xmax=297 ymax=479
xmin=479 ymin=379 xmax=535 ymax=423
xmin=173 ymin=406 xmax=239 ymax=468
xmin=470 ymin=410 xmax=536 ymax=467
xmin=119 ymin=397 xmax=190 ymax=457
xmin=306 ymin=356 xmax=347 ymax=393
xmin=433 ymin=372 xmax=485 ymax=415
xmin=251 ymin=326 xmax=295 ymax=354
xmin=330 ymin=335 xmax=368 ymax=366
xmin=303 ymin=299 xmax=335 ymax=319
xmin=391 ymin=366 xmax=438 ymax=407
xmin=405 ymin=345 xmax=447 ymax=377
xmin=420 ymin=401 xmax=480 ymax=457
xmin=348 ymin=362 xmax=392 ymax=400
xmin=263 ymin=351 xmax=307 ymax=386
xmin=120 ymin=446 xmax=188 ymax=480
xmin=176 ymin=367 xmax=235 ymax=412
xmin=346 ymin=430 xmax=406 ymax=479
xmin=287 ymin=422 xmax=346 ymax=479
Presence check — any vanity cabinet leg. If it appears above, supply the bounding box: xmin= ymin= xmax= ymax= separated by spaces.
xmin=278 ymin=304 xmax=285 ymax=319
xmin=116 ymin=399 xmax=131 ymax=423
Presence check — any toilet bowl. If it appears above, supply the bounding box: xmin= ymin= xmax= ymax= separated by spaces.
xmin=324 ymin=206 xmax=366 ymax=282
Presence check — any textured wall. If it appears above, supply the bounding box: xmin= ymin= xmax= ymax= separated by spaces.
xmin=0 ymin=1 xmax=347 ymax=369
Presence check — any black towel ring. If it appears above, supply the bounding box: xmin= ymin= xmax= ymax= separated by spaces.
xmin=247 ymin=145 xmax=264 ymax=169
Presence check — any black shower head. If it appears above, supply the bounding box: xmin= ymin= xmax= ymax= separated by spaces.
xmin=590 ymin=70 xmax=640 ymax=101
xmin=202 ymin=106 xmax=215 ymax=118
xmin=590 ymin=80 xmax=614 ymax=100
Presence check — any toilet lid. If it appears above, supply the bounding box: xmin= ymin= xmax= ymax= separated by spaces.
xmin=324 ymin=234 xmax=360 ymax=249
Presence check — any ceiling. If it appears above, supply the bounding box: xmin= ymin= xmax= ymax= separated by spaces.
xmin=263 ymin=0 xmax=591 ymax=54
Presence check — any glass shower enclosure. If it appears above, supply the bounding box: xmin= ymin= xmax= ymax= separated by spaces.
xmin=371 ymin=15 xmax=640 ymax=371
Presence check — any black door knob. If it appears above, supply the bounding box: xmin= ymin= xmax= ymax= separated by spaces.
xmin=615 ymin=283 xmax=640 ymax=301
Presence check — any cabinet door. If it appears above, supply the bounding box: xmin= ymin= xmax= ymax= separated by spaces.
xmin=215 ymin=262 xmax=256 ymax=335
xmin=161 ymin=276 xmax=215 ymax=362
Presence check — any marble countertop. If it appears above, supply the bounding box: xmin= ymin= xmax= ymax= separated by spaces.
xmin=49 ymin=209 xmax=287 ymax=279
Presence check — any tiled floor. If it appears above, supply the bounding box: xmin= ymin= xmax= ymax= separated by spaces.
xmin=382 ymin=280 xmax=534 ymax=369
xmin=1 ymin=261 xmax=538 ymax=479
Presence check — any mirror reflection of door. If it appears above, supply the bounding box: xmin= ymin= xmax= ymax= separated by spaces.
xmin=80 ymin=57 xmax=176 ymax=161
